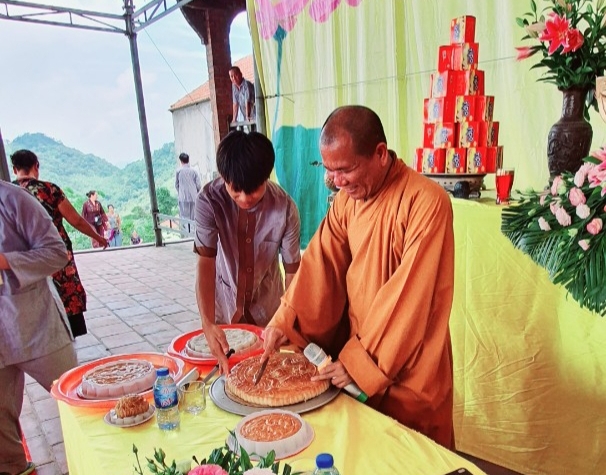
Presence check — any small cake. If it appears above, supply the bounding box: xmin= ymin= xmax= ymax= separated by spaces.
xmin=234 ymin=410 xmax=314 ymax=459
xmin=225 ymin=353 xmax=329 ymax=407
xmin=80 ymin=359 xmax=156 ymax=399
xmin=186 ymin=328 xmax=258 ymax=358
xmin=109 ymin=394 xmax=154 ymax=426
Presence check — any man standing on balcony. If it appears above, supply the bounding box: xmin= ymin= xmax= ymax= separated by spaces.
xmin=229 ymin=66 xmax=255 ymax=124
xmin=175 ymin=152 xmax=201 ymax=224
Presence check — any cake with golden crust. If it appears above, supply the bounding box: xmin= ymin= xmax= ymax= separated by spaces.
xmin=186 ymin=329 xmax=258 ymax=358
xmin=109 ymin=394 xmax=154 ymax=426
xmin=80 ymin=359 xmax=156 ymax=399
xmin=225 ymin=352 xmax=329 ymax=407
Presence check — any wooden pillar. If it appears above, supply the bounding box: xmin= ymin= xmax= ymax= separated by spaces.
xmin=182 ymin=1 xmax=246 ymax=148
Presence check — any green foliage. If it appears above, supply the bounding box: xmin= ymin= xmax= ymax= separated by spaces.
xmin=5 ymin=133 xmax=180 ymax=249
xmin=516 ymin=0 xmax=606 ymax=115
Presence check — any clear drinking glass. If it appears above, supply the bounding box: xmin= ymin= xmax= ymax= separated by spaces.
xmin=495 ymin=168 xmax=515 ymax=204
xmin=178 ymin=381 xmax=206 ymax=415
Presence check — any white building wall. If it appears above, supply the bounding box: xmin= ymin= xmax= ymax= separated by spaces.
xmin=172 ymin=101 xmax=217 ymax=186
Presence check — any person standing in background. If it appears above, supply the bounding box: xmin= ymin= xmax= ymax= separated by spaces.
xmin=175 ymin=152 xmax=201 ymax=223
xmin=0 ymin=181 xmax=77 ymax=475
xmin=11 ymin=149 xmax=107 ymax=337
xmin=229 ymin=66 xmax=255 ymax=123
xmin=106 ymin=204 xmax=122 ymax=247
xmin=81 ymin=190 xmax=108 ymax=248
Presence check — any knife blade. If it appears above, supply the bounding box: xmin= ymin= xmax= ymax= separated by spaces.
xmin=202 ymin=348 xmax=235 ymax=385
xmin=253 ymin=358 xmax=269 ymax=386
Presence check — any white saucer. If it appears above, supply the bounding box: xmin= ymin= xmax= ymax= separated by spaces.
xmin=103 ymin=405 xmax=155 ymax=428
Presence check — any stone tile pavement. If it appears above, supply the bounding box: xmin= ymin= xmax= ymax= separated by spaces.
xmin=20 ymin=241 xmax=200 ymax=475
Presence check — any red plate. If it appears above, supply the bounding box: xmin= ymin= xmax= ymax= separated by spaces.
xmin=50 ymin=352 xmax=185 ymax=409
xmin=167 ymin=324 xmax=264 ymax=368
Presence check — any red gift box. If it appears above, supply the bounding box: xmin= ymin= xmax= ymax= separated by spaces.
xmin=423 ymin=124 xmax=435 ymax=147
xmin=453 ymin=43 xmax=479 ymax=70
xmin=450 ymin=15 xmax=476 ymax=44
xmin=431 ymin=71 xmax=467 ymax=98
xmin=446 ymin=148 xmax=467 ymax=173
xmin=455 ymin=96 xmax=476 ymax=122
xmin=467 ymin=147 xmax=488 ymax=173
xmin=438 ymin=45 xmax=456 ymax=72
xmin=424 ymin=97 xmax=456 ymax=123
xmin=480 ymin=121 xmax=500 ymax=147
xmin=414 ymin=148 xmax=424 ymax=172
xmin=464 ymin=69 xmax=485 ymax=95
xmin=476 ymin=96 xmax=495 ymax=121
xmin=458 ymin=121 xmax=480 ymax=148
xmin=486 ymin=146 xmax=504 ymax=173
xmin=422 ymin=148 xmax=446 ymax=173
xmin=434 ymin=122 xmax=456 ymax=149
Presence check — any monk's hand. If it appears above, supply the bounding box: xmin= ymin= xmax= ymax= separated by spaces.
xmin=311 ymin=360 xmax=353 ymax=389
xmin=203 ymin=322 xmax=230 ymax=375
xmin=260 ymin=326 xmax=286 ymax=364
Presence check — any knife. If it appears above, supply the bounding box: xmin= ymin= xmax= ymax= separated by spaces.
xmin=253 ymin=357 xmax=269 ymax=386
xmin=202 ymin=348 xmax=235 ymax=385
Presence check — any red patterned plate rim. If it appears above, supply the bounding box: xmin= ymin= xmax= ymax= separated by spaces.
xmin=50 ymin=352 xmax=184 ymax=409
xmin=167 ymin=324 xmax=264 ymax=367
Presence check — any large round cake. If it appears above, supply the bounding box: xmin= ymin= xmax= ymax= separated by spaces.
xmin=80 ymin=359 xmax=156 ymax=399
xmin=225 ymin=352 xmax=329 ymax=407
xmin=186 ymin=328 xmax=258 ymax=358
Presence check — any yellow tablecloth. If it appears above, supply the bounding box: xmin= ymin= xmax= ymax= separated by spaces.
xmin=58 ymin=393 xmax=485 ymax=475
xmin=450 ymin=197 xmax=606 ymax=475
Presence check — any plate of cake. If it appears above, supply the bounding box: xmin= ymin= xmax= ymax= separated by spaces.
xmin=104 ymin=394 xmax=156 ymax=428
xmin=50 ymin=352 xmax=185 ymax=409
xmin=210 ymin=352 xmax=340 ymax=415
xmin=168 ymin=324 xmax=264 ymax=368
xmin=227 ymin=409 xmax=314 ymax=460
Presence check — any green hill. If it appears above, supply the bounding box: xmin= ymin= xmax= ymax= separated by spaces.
xmin=5 ymin=133 xmax=179 ymax=249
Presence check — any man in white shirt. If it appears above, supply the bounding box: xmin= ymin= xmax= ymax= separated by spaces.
xmin=229 ymin=66 xmax=255 ymax=123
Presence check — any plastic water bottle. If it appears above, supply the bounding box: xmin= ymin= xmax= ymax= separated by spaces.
xmin=153 ymin=367 xmax=180 ymax=431
xmin=312 ymin=453 xmax=340 ymax=475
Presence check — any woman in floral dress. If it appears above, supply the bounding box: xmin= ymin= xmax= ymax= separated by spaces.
xmin=81 ymin=190 xmax=108 ymax=248
xmin=11 ymin=149 xmax=108 ymax=337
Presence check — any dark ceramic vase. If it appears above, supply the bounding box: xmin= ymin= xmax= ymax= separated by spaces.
xmin=547 ymin=87 xmax=593 ymax=177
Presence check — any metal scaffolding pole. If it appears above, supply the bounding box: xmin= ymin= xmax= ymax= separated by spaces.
xmin=124 ymin=0 xmax=162 ymax=247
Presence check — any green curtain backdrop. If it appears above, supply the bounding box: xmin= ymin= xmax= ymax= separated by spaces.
xmin=246 ymin=0 xmax=606 ymax=246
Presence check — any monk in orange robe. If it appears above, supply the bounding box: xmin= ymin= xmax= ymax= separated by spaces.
xmin=262 ymin=105 xmax=455 ymax=449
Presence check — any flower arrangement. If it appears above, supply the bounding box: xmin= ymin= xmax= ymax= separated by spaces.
xmin=501 ymin=145 xmax=606 ymax=316
xmin=132 ymin=439 xmax=301 ymax=475
xmin=515 ymin=0 xmax=606 ymax=113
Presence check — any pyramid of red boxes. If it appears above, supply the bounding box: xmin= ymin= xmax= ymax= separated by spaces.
xmin=414 ymin=15 xmax=503 ymax=175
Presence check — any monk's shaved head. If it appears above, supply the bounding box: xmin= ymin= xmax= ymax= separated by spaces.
xmin=320 ymin=105 xmax=387 ymax=157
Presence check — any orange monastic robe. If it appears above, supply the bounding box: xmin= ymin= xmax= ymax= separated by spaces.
xmin=268 ymin=158 xmax=455 ymax=448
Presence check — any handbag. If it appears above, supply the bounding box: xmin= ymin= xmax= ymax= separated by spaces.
xmin=94 ymin=215 xmax=102 ymax=226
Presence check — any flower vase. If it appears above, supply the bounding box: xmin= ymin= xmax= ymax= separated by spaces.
xmin=547 ymin=87 xmax=593 ymax=177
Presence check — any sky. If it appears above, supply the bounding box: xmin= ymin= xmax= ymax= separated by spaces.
xmin=0 ymin=1 xmax=252 ymax=167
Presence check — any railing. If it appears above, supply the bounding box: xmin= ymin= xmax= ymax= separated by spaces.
xmin=156 ymin=213 xmax=195 ymax=238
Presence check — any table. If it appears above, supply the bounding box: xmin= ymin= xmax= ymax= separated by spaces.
xmin=58 ymin=392 xmax=486 ymax=475
xmin=450 ymin=196 xmax=606 ymax=475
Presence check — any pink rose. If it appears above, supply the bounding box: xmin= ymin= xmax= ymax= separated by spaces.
xmin=574 ymin=168 xmax=587 ymax=187
xmin=539 ymin=191 xmax=548 ymax=205
xmin=538 ymin=217 xmax=551 ymax=231
xmin=550 ymin=201 xmax=561 ymax=215
xmin=575 ymin=204 xmax=590 ymax=219
xmin=555 ymin=207 xmax=571 ymax=227
xmin=551 ymin=176 xmax=564 ymax=196
xmin=590 ymin=147 xmax=606 ymax=162
xmin=578 ymin=239 xmax=590 ymax=251
xmin=189 ymin=465 xmax=229 ymax=475
xmin=587 ymin=218 xmax=603 ymax=235
xmin=568 ymin=187 xmax=586 ymax=206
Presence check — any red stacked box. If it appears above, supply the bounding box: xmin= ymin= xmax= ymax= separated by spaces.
xmin=415 ymin=15 xmax=503 ymax=175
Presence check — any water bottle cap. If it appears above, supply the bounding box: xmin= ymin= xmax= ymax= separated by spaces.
xmin=316 ymin=453 xmax=334 ymax=469
xmin=156 ymin=367 xmax=169 ymax=377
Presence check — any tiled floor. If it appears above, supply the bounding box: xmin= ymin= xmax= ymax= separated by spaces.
xmin=19 ymin=241 xmax=523 ymax=475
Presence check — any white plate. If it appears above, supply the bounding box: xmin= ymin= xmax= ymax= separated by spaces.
xmin=76 ymin=383 xmax=153 ymax=401
xmin=209 ymin=376 xmax=341 ymax=416
xmin=103 ymin=405 xmax=156 ymax=428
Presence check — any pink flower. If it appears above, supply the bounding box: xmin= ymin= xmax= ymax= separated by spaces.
xmin=568 ymin=187 xmax=586 ymax=206
xmin=539 ymin=14 xmax=572 ymax=54
xmin=515 ymin=46 xmax=536 ymax=60
xmin=576 ymin=203 xmax=590 ymax=219
xmin=189 ymin=465 xmax=229 ymax=475
xmin=578 ymin=239 xmax=590 ymax=251
xmin=538 ymin=216 xmax=551 ymax=231
xmin=587 ymin=218 xmax=603 ymax=235
xmin=255 ymin=0 xmax=310 ymax=39
xmin=590 ymin=147 xmax=606 ymax=162
xmin=309 ymin=0 xmax=363 ymax=23
xmin=550 ymin=200 xmax=561 ymax=215
xmin=539 ymin=191 xmax=549 ymax=205
xmin=574 ymin=168 xmax=587 ymax=187
xmin=587 ymin=165 xmax=606 ymax=188
xmin=551 ymin=175 xmax=564 ymax=195
xmin=562 ymin=28 xmax=584 ymax=53
xmin=555 ymin=207 xmax=572 ymax=227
